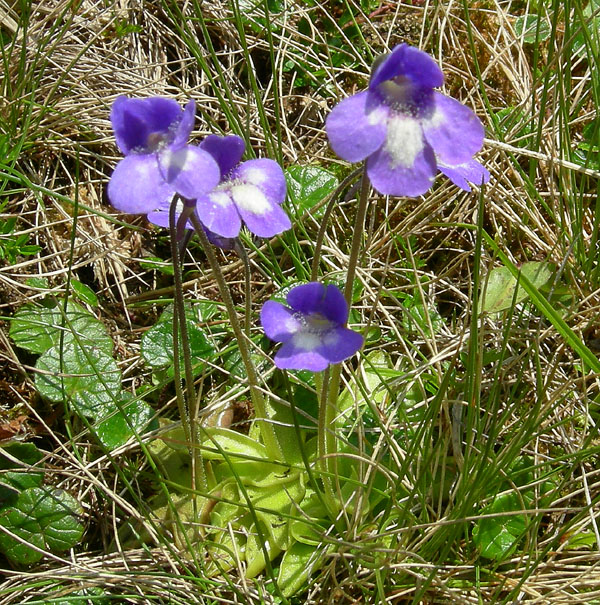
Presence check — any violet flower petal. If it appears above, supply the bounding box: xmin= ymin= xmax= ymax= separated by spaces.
xmin=195 ymin=190 xmax=242 ymax=238
xmin=438 ymin=158 xmax=490 ymax=191
xmin=111 ymin=96 xmax=182 ymax=155
xmin=274 ymin=341 xmax=330 ymax=372
xmin=158 ymin=145 xmax=220 ymax=200
xmin=145 ymin=197 xmax=192 ymax=231
xmin=200 ymin=135 xmax=246 ymax=177
xmin=234 ymin=159 xmax=287 ymax=205
xmin=170 ymin=99 xmax=196 ymax=150
xmin=366 ymin=116 xmax=437 ymax=196
xmin=203 ymin=228 xmax=237 ymax=250
xmin=370 ymin=44 xmax=444 ymax=90
xmin=285 ymin=282 xmax=327 ymax=315
xmin=422 ymin=92 xmax=485 ymax=165
xmin=318 ymin=284 xmax=350 ymax=324
xmin=317 ymin=326 xmax=364 ymax=364
xmin=260 ymin=300 xmax=299 ymax=342
xmin=230 ymin=159 xmax=291 ymax=237
xmin=107 ymin=154 xmax=174 ymax=214
xmin=325 ymin=91 xmax=388 ymax=163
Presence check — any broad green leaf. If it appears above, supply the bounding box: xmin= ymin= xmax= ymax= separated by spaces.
xmin=201 ymin=427 xmax=268 ymax=461
xmin=141 ymin=304 xmax=215 ymax=376
xmin=70 ymin=279 xmax=98 ymax=307
xmin=278 ymin=541 xmax=325 ymax=597
xmin=0 ymin=487 xmax=84 ymax=565
xmin=339 ymin=350 xmax=392 ymax=415
xmin=10 ymin=304 xmax=62 ymax=354
xmin=514 ymin=15 xmax=551 ymax=43
xmin=480 ymin=261 xmax=554 ymax=314
xmin=0 ymin=443 xmax=44 ymax=492
xmin=285 ymin=165 xmax=339 ymax=219
xmin=222 ymin=345 xmax=266 ymax=381
xmin=247 ymin=473 xmax=305 ymax=548
xmin=36 ymin=343 xmax=121 ymax=420
xmin=25 ymin=277 xmax=49 ymax=290
xmin=10 ymin=300 xmax=112 ymax=355
xmin=245 ymin=520 xmax=282 ymax=578
xmin=93 ymin=394 xmax=156 ymax=449
xmin=472 ymin=492 xmax=526 ymax=560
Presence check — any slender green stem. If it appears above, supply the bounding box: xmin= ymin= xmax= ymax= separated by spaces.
xmin=311 ymin=166 xmax=362 ymax=282
xmin=316 ymin=367 xmax=337 ymax=513
xmin=236 ymin=239 xmax=252 ymax=338
xmin=170 ymin=198 xmax=207 ymax=494
xmin=168 ymin=201 xmax=192 ymax=447
xmin=190 ymin=213 xmax=283 ymax=461
xmin=320 ymin=164 xmax=371 ymax=511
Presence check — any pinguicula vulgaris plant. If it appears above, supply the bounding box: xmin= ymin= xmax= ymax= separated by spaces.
xmin=101 ymin=43 xmax=489 ymax=595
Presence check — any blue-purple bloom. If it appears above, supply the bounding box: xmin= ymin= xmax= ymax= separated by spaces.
xmin=107 ymin=96 xmax=220 ymax=215
xmin=261 ymin=282 xmax=363 ymax=372
xmin=193 ymin=135 xmax=291 ymax=239
xmin=326 ymin=44 xmax=490 ymax=196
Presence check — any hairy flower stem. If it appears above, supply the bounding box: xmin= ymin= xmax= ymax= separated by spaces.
xmin=170 ymin=199 xmax=207 ymax=495
xmin=190 ymin=213 xmax=283 ymax=461
xmin=311 ymin=166 xmax=362 ymax=282
xmin=316 ymin=367 xmax=338 ymax=514
xmin=319 ymin=165 xmax=370 ymax=513
xmin=236 ymin=239 xmax=252 ymax=338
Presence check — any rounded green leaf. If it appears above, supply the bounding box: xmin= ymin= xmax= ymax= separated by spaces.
xmin=10 ymin=300 xmax=112 ymax=355
xmin=480 ymin=261 xmax=554 ymax=314
xmin=278 ymin=542 xmax=326 ymax=597
xmin=141 ymin=304 xmax=215 ymax=375
xmin=472 ymin=492 xmax=526 ymax=560
xmin=93 ymin=394 xmax=156 ymax=449
xmin=285 ymin=165 xmax=339 ymax=219
xmin=35 ymin=343 xmax=121 ymax=420
xmin=514 ymin=15 xmax=551 ymax=44
xmin=0 ymin=443 xmax=44 ymax=492
xmin=202 ymin=427 xmax=268 ymax=461
xmin=70 ymin=279 xmax=99 ymax=307
xmin=0 ymin=487 xmax=84 ymax=565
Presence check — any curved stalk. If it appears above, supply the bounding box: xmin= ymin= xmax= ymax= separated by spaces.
xmin=190 ymin=213 xmax=283 ymax=461
xmin=310 ymin=166 xmax=362 ymax=281
xmin=319 ymin=165 xmax=371 ymax=512
xmin=169 ymin=198 xmax=207 ymax=495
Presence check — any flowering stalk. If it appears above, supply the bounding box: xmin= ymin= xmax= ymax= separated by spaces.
xmin=169 ymin=197 xmax=207 ymax=494
xmin=235 ymin=239 xmax=253 ymax=338
xmin=189 ymin=212 xmax=283 ymax=461
xmin=319 ymin=166 xmax=371 ymax=510
xmin=310 ymin=166 xmax=362 ymax=282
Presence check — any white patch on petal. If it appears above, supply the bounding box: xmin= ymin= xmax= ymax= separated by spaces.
xmin=210 ymin=190 xmax=232 ymax=208
xmin=322 ymin=331 xmax=340 ymax=347
xmin=293 ymin=331 xmax=321 ymax=351
xmin=231 ymin=183 xmax=270 ymax=215
xmin=367 ymin=104 xmax=388 ymax=126
xmin=285 ymin=316 xmax=300 ymax=334
xmin=242 ymin=167 xmax=267 ymax=186
xmin=384 ymin=116 xmax=424 ymax=168
xmin=422 ymin=107 xmax=445 ymax=130
xmin=161 ymin=148 xmax=190 ymax=172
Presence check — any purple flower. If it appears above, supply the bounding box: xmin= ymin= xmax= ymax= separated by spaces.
xmin=145 ymin=197 xmax=237 ymax=250
xmin=260 ymin=282 xmax=363 ymax=372
xmin=107 ymin=96 xmax=220 ymax=215
xmin=326 ymin=44 xmax=490 ymax=196
xmin=194 ymin=135 xmax=291 ymax=239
